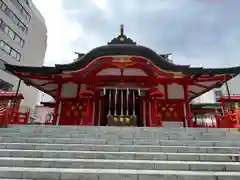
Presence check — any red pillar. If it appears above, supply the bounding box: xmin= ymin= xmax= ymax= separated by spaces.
xmin=93 ymin=99 xmax=99 ymax=126
xmin=91 ymin=100 xmax=96 ymax=126
xmin=151 ymin=98 xmax=157 ymax=126
xmin=145 ymin=99 xmax=150 ymax=127
xmin=84 ymin=99 xmax=93 ymax=125
xmin=183 ymin=84 xmax=192 ymax=127
xmin=52 ymin=83 xmax=62 ymax=125
xmin=99 ymin=99 xmax=104 ymax=126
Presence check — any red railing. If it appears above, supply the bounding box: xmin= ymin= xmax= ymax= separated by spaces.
xmin=9 ymin=112 xmax=29 ymax=124
xmin=0 ymin=110 xmax=29 ymax=127
xmin=0 ymin=110 xmax=8 ymax=127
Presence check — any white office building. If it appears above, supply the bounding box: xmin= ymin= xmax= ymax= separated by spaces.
xmin=0 ymin=0 xmax=47 ymax=112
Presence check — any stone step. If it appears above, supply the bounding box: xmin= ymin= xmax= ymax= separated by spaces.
xmin=5 ymin=125 xmax=233 ymax=133
xmin=0 ymin=179 xmax=33 ymax=180
xmin=0 ymin=128 xmax=232 ymax=134
xmin=1 ymin=127 xmax=238 ymax=141
xmin=0 ymin=133 xmax=239 ymax=141
xmin=0 ymin=149 xmax=239 ymax=162
xmin=0 ymin=137 xmax=240 ymax=146
xmin=0 ymin=167 xmax=240 ymax=180
xmin=1 ymin=143 xmax=239 ymax=154
xmin=0 ymin=157 xmax=239 ymax=171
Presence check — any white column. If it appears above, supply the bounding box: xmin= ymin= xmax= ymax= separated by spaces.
xmin=56 ymin=102 xmax=62 ymax=126
xmin=143 ymin=100 xmax=146 ymax=127
xmin=126 ymin=88 xmax=129 ymax=115
xmin=138 ymin=88 xmax=140 ymax=96
xmin=121 ymin=90 xmax=123 ymax=115
xmin=133 ymin=90 xmax=135 ymax=115
xmin=92 ymin=101 xmax=95 ymax=126
xmin=114 ymin=88 xmax=118 ymax=116
xmin=103 ymin=88 xmax=106 ymax=95
xmin=108 ymin=90 xmax=111 ymax=115
xmin=98 ymin=100 xmax=101 ymax=126
xmin=149 ymin=101 xmax=152 ymax=126
xmin=183 ymin=103 xmax=188 ymax=128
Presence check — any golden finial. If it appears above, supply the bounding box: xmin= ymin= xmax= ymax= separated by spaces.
xmin=120 ymin=24 xmax=124 ymax=35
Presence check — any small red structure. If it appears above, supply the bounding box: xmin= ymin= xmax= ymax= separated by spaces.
xmin=0 ymin=91 xmax=29 ymax=127
xmin=4 ymin=25 xmax=240 ymax=127
xmin=216 ymin=95 xmax=240 ymax=128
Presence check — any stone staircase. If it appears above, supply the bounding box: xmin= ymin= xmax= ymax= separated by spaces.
xmin=0 ymin=125 xmax=240 ymax=179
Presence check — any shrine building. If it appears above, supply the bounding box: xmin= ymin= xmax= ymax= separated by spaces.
xmin=4 ymin=25 xmax=240 ymax=127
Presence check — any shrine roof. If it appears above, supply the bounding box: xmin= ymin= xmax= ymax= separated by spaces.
xmin=4 ymin=25 xmax=240 ymax=75
xmin=5 ymin=52 xmax=240 ymax=75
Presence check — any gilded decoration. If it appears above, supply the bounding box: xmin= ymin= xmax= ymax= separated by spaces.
xmin=156 ymin=103 xmax=184 ymax=122
xmin=108 ymin=115 xmax=137 ymax=126
xmin=60 ymin=73 xmax=72 ymax=78
xmin=111 ymin=56 xmax=136 ymax=69
xmin=112 ymin=56 xmax=132 ymax=63
xmin=61 ymin=101 xmax=86 ymax=124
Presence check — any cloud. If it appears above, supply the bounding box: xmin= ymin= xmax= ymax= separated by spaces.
xmin=33 ymin=0 xmax=83 ymax=65
xmin=34 ymin=0 xmax=240 ymax=68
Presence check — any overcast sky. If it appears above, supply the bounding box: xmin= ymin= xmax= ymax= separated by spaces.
xmin=33 ymin=0 xmax=240 ymax=68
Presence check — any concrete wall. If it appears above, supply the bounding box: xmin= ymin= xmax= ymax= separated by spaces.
xmin=0 ymin=0 xmax=47 ymax=112
xmin=221 ymin=74 xmax=240 ymax=96
xmin=19 ymin=1 xmax=47 ymax=110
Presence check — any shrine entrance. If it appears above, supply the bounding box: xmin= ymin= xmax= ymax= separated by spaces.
xmin=102 ymin=89 xmax=142 ymax=127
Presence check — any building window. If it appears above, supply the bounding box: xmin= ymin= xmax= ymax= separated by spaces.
xmin=214 ymin=89 xmax=222 ymax=102
xmin=20 ymin=39 xmax=24 ymax=47
xmin=16 ymin=53 xmax=21 ymax=61
xmin=0 ymin=59 xmax=6 ymax=71
xmin=10 ymin=0 xmax=31 ymax=21
xmin=0 ymin=40 xmax=21 ymax=61
xmin=10 ymin=49 xmax=17 ymax=59
xmin=0 ymin=0 xmax=28 ymax=34
xmin=7 ymin=27 xmax=15 ymax=39
xmin=1 ymin=1 xmax=6 ymax=11
xmin=214 ymin=90 xmax=222 ymax=97
xmin=3 ymin=43 xmax=11 ymax=54
xmin=18 ymin=21 xmax=27 ymax=33
xmin=0 ymin=41 xmax=4 ymax=49
xmin=0 ymin=18 xmax=25 ymax=47
xmin=0 ymin=59 xmax=11 ymax=75
xmin=0 ymin=79 xmax=13 ymax=91
xmin=18 ymin=0 xmax=29 ymax=6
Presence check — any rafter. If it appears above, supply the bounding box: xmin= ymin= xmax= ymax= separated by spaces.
xmin=189 ymin=91 xmax=197 ymax=95
xmin=190 ymin=82 xmax=210 ymax=89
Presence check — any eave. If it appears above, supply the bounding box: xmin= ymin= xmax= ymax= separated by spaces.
xmin=54 ymin=45 xmax=189 ymax=72
xmin=5 ymin=60 xmax=240 ymax=100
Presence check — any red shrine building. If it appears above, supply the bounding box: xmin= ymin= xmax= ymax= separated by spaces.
xmin=4 ymin=25 xmax=240 ymax=127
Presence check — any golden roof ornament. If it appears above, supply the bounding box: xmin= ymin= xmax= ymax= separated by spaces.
xmin=119 ymin=24 xmax=125 ymax=41
xmin=107 ymin=24 xmax=136 ymax=45
xmin=120 ymin=24 xmax=124 ymax=36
